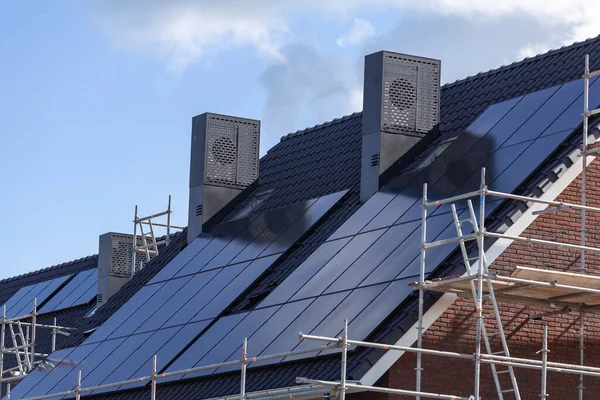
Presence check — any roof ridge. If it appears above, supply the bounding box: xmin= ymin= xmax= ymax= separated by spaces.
xmin=0 ymin=254 xmax=98 ymax=284
xmin=442 ymin=34 xmax=600 ymax=89
xmin=276 ymin=35 xmax=600 ymax=145
xmin=279 ymin=111 xmax=361 ymax=142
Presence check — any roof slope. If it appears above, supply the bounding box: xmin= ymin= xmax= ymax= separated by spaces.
xmin=8 ymin=36 xmax=600 ymax=400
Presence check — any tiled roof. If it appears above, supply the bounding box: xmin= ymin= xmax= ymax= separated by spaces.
xmin=7 ymin=35 xmax=600 ymax=399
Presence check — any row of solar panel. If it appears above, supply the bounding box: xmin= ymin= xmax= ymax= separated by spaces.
xmin=3 ymin=276 xmax=71 ymax=319
xmin=332 ymin=76 xmax=600 ymax=240
xmin=40 ymin=269 xmax=98 ymax=313
xmin=9 ymin=191 xmax=348 ymax=399
xmin=2 ymin=269 xmax=98 ymax=320
xmin=159 ymin=77 xmax=600 ymax=376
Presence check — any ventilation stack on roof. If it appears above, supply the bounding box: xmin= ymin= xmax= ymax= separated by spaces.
xmin=188 ymin=113 xmax=260 ymax=243
xmin=97 ymin=233 xmax=145 ymax=308
xmin=360 ymin=51 xmax=440 ymax=202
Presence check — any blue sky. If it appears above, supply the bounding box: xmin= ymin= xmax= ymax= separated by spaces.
xmin=0 ymin=1 xmax=596 ymax=278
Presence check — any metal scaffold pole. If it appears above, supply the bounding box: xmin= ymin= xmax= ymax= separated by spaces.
xmin=30 ymin=298 xmax=36 ymax=370
xmin=539 ymin=324 xmax=548 ymax=399
xmin=51 ymin=318 xmax=57 ymax=353
xmin=166 ymin=195 xmax=172 ymax=246
xmin=132 ymin=204 xmax=138 ymax=278
xmin=151 ymin=355 xmax=157 ymax=400
xmin=578 ymin=53 xmax=591 ymax=400
xmin=0 ymin=306 xmax=5 ymax=399
xmin=473 ymin=168 xmax=486 ymax=400
xmin=340 ymin=319 xmax=349 ymax=400
xmin=76 ymin=370 xmax=81 ymax=400
xmin=416 ymin=183 xmax=428 ymax=399
xmin=582 ymin=53 xmax=590 ymax=278
xmin=240 ymin=338 xmax=247 ymax=400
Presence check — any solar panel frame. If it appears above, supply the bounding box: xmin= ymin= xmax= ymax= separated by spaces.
xmin=4 ymin=275 xmax=72 ymax=319
xmin=40 ymin=269 xmax=97 ymax=313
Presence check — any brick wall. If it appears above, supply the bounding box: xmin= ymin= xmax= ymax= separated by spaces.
xmin=353 ymin=159 xmax=600 ymax=399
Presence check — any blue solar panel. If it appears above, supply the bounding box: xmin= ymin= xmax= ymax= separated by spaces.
xmin=2 ymin=275 xmax=72 ymax=319
xmin=289 ymin=229 xmax=385 ymax=301
xmin=46 ymin=338 xmax=126 ymax=397
xmin=13 ymin=342 xmax=100 ymax=399
xmin=260 ymin=238 xmax=352 ymax=308
xmin=164 ymin=313 xmax=247 ymax=381
xmin=184 ymin=307 xmax=278 ymax=378
xmin=40 ymin=269 xmax=97 ymax=313
xmin=168 ymin=279 xmax=416 ymax=376
xmin=114 ymin=320 xmax=211 ymax=391
xmin=11 ymin=191 xmax=347 ymax=399
xmin=3 ymin=285 xmax=36 ymax=316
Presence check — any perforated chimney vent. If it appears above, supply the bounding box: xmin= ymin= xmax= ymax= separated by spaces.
xmin=382 ymin=53 xmax=440 ymax=135
xmin=98 ymin=232 xmax=147 ymax=308
xmin=107 ymin=233 xmax=145 ymax=277
xmin=205 ymin=115 xmax=259 ymax=188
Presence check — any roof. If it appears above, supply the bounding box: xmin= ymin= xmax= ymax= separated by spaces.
xmin=7 ymin=35 xmax=600 ymax=399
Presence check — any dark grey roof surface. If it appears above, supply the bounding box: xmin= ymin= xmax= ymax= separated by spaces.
xmin=7 ymin=36 xmax=600 ymax=399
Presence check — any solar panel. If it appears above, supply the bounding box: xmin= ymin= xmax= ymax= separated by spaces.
xmin=289 ymin=229 xmax=385 ymax=301
xmin=260 ymin=238 xmax=352 ymax=308
xmin=167 ymin=278 xmax=416 ymax=377
xmin=11 ymin=191 xmax=347 ymax=399
xmin=15 ymin=342 xmax=100 ymax=399
xmin=163 ymin=313 xmax=247 ymax=382
xmin=2 ymin=275 xmax=72 ymax=319
xmin=44 ymin=338 xmax=126 ymax=397
xmin=112 ymin=320 xmax=211 ymax=391
xmin=214 ymin=299 xmax=313 ymax=374
xmin=2 ymin=285 xmax=36 ymax=316
xmin=40 ymin=269 xmax=97 ymax=313
xmin=87 ymin=320 xmax=212 ymax=393
xmin=183 ymin=308 xmax=278 ymax=378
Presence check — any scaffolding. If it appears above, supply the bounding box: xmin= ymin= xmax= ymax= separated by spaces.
xmin=132 ymin=195 xmax=184 ymax=275
xmin=0 ymin=301 xmax=75 ymax=399
xmin=7 ymin=55 xmax=600 ymax=400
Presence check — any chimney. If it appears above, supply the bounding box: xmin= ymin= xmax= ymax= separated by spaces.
xmin=360 ymin=51 xmax=440 ymax=202
xmin=188 ymin=113 xmax=260 ymax=242
xmin=97 ymin=232 xmax=145 ymax=307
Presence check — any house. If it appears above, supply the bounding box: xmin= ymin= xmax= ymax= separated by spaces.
xmin=4 ymin=35 xmax=600 ymax=400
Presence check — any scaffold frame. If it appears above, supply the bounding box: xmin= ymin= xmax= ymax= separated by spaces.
xmin=132 ymin=195 xmax=184 ymax=275
xmin=0 ymin=301 xmax=75 ymax=399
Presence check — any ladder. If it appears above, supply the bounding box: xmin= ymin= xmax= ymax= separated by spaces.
xmin=137 ymin=217 xmax=159 ymax=263
xmin=6 ymin=320 xmax=33 ymax=375
xmin=451 ymin=201 xmax=521 ymax=400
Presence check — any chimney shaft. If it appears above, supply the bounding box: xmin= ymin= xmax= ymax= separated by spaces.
xmin=360 ymin=51 xmax=441 ymax=202
xmin=187 ymin=113 xmax=260 ymax=242
xmin=97 ymin=232 xmax=144 ymax=307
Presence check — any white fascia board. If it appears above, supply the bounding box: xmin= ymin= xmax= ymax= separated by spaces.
xmin=360 ymin=154 xmax=594 ymax=386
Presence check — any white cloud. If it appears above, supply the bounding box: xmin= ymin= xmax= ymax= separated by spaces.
xmin=92 ymin=0 xmax=600 ymax=72
xmin=92 ymin=0 xmax=289 ymax=71
xmin=336 ymin=18 xmax=376 ymax=47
